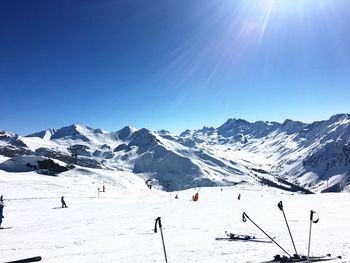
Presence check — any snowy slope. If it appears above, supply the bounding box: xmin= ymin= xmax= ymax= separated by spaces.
xmin=0 ymin=169 xmax=349 ymax=262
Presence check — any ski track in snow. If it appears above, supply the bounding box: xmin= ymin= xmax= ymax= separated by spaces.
xmin=0 ymin=170 xmax=349 ymax=263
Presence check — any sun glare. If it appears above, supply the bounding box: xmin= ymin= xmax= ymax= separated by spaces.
xmin=153 ymin=0 xmax=343 ymax=107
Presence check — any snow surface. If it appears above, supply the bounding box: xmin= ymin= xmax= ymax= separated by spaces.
xmin=0 ymin=169 xmax=349 ymax=262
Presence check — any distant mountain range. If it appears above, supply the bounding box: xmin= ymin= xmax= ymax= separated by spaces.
xmin=1 ymin=114 xmax=349 ymax=193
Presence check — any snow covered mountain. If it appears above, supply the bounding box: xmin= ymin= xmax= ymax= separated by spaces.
xmin=1 ymin=114 xmax=350 ymax=192
xmin=177 ymin=114 xmax=350 ymax=192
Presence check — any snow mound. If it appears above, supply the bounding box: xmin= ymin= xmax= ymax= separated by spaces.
xmin=0 ymin=155 xmax=46 ymax=172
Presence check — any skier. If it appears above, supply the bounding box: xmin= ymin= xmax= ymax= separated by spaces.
xmin=192 ymin=192 xmax=199 ymax=202
xmin=0 ymin=195 xmax=3 ymax=202
xmin=145 ymin=179 xmax=152 ymax=189
xmin=61 ymin=196 xmax=67 ymax=208
xmin=238 ymin=193 xmax=241 ymax=200
xmin=0 ymin=200 xmax=4 ymax=228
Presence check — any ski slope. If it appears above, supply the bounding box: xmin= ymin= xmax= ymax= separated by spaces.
xmin=0 ymin=169 xmax=349 ymax=263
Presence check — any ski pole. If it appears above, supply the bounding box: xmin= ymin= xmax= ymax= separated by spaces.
xmin=154 ymin=217 xmax=168 ymax=263
xmin=278 ymin=201 xmax=298 ymax=256
xmin=242 ymin=212 xmax=291 ymax=257
xmin=307 ymin=210 xmax=319 ymax=263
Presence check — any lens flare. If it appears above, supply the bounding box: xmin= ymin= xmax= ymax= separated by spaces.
xmin=152 ymin=0 xmax=348 ymax=114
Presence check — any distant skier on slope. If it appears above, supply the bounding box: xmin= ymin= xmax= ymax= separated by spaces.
xmin=192 ymin=192 xmax=199 ymax=202
xmin=0 ymin=200 xmax=4 ymax=227
xmin=61 ymin=196 xmax=67 ymax=208
xmin=238 ymin=193 xmax=241 ymax=200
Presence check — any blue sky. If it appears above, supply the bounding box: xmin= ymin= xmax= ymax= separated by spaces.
xmin=1 ymin=0 xmax=350 ymax=135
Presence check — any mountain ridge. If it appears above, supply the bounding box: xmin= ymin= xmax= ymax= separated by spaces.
xmin=1 ymin=113 xmax=349 ymax=192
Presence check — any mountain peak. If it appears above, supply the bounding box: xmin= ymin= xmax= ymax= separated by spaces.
xmin=157 ymin=129 xmax=171 ymax=135
xmin=179 ymin=129 xmax=192 ymax=137
xmin=128 ymin=128 xmax=160 ymax=148
xmin=280 ymin=119 xmax=306 ymax=134
xmin=217 ymin=118 xmax=278 ymax=138
xmin=328 ymin=113 xmax=350 ymax=123
xmin=47 ymin=124 xmax=94 ymax=141
xmin=116 ymin=126 xmax=137 ymax=140
xmin=0 ymin=130 xmax=18 ymax=141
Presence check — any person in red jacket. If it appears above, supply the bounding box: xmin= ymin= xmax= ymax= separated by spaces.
xmin=192 ymin=192 xmax=199 ymax=202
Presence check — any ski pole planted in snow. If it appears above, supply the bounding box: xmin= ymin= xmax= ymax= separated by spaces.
xmin=242 ymin=212 xmax=291 ymax=257
xmin=154 ymin=217 xmax=168 ymax=263
xmin=278 ymin=201 xmax=298 ymax=256
xmin=307 ymin=210 xmax=319 ymax=263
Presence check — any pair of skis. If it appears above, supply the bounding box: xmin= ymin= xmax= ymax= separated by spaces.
xmin=215 ymin=231 xmax=273 ymax=243
xmin=261 ymin=254 xmax=342 ymax=263
xmin=242 ymin=201 xmax=341 ymax=262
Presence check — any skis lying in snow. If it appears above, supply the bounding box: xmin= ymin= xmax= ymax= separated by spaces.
xmin=215 ymin=231 xmax=273 ymax=243
xmin=215 ymin=237 xmax=273 ymax=243
xmin=240 ymin=203 xmax=342 ymax=263
xmin=260 ymin=254 xmax=342 ymax=262
xmin=4 ymin=256 xmax=42 ymax=263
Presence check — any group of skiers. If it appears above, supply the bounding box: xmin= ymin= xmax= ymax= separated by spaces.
xmin=1 ymin=182 xmax=108 ymax=227
xmin=0 ymin=195 xmax=68 ymax=228
xmin=1 ymin=187 xmax=240 ymax=227
xmin=187 ymin=191 xmax=241 ymax=202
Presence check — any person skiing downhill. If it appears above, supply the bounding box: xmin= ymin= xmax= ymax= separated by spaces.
xmin=61 ymin=196 xmax=67 ymax=208
xmin=0 ymin=200 xmax=4 ymax=228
